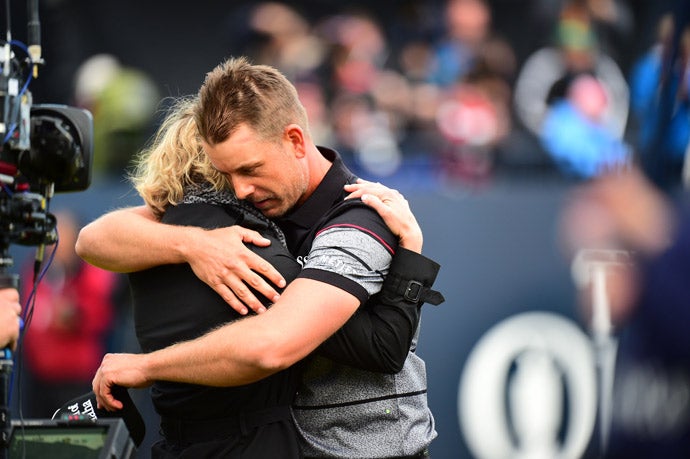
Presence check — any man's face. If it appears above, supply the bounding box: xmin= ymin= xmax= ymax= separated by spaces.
xmin=204 ymin=124 xmax=308 ymax=218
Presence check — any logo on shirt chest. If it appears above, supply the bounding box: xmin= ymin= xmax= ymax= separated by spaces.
xmin=296 ymin=255 xmax=308 ymax=267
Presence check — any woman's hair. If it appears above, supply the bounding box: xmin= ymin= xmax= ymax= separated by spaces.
xmin=195 ymin=56 xmax=309 ymax=145
xmin=129 ymin=97 xmax=230 ymax=217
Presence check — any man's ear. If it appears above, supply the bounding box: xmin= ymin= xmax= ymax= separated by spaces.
xmin=284 ymin=124 xmax=306 ymax=158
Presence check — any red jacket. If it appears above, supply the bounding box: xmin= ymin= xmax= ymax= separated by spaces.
xmin=22 ymin=261 xmax=116 ymax=381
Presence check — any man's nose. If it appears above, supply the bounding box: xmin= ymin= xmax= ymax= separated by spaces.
xmin=232 ymin=178 xmax=254 ymax=200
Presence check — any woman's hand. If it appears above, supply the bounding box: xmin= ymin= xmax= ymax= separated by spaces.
xmin=344 ymin=180 xmax=423 ymax=253
xmin=181 ymin=225 xmax=287 ymax=315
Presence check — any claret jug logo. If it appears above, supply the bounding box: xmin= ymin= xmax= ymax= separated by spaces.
xmin=458 ymin=312 xmax=598 ymax=459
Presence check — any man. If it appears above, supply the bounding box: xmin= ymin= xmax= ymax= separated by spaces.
xmin=78 ymin=57 xmax=442 ymax=458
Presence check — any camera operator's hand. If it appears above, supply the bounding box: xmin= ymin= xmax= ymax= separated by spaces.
xmin=0 ymin=288 xmax=22 ymax=351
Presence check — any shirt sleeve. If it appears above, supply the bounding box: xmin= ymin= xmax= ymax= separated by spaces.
xmin=297 ymin=205 xmax=397 ymax=303
xmin=296 ymin=203 xmax=444 ymax=373
xmin=317 ymin=247 xmax=444 ymax=373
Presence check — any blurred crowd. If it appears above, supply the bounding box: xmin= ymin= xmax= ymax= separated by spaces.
xmin=61 ymin=0 xmax=688 ymax=192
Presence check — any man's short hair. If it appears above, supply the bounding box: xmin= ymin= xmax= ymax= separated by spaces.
xmin=195 ymin=56 xmax=309 ymax=145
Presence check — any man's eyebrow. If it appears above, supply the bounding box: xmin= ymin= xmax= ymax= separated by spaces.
xmin=234 ymin=160 xmax=263 ymax=173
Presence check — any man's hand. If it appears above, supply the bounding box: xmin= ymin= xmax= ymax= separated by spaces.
xmin=344 ymin=180 xmax=423 ymax=253
xmin=92 ymin=353 xmax=151 ymax=411
xmin=183 ymin=226 xmax=287 ymax=314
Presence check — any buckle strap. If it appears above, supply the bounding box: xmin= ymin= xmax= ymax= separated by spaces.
xmin=387 ymin=275 xmax=445 ymax=306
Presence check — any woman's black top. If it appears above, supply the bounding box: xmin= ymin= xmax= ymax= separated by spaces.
xmin=128 ymin=202 xmax=302 ymax=456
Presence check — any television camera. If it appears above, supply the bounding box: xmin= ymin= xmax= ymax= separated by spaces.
xmin=0 ymin=0 xmax=94 ymax=457
xmin=1 ymin=14 xmax=93 ymax=277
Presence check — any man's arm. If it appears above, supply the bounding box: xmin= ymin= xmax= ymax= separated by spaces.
xmin=313 ymin=180 xmax=442 ymax=373
xmin=317 ymin=247 xmax=443 ymax=373
xmin=93 ymin=277 xmax=359 ymax=410
xmin=76 ymin=205 xmax=286 ymax=314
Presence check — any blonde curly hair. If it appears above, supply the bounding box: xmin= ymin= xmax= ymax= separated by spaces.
xmin=129 ymin=97 xmax=231 ymax=218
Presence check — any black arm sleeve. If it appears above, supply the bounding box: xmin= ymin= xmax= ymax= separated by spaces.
xmin=315 ymin=247 xmax=444 ymax=373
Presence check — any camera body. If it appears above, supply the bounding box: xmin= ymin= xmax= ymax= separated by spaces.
xmin=0 ymin=50 xmax=93 ymax=263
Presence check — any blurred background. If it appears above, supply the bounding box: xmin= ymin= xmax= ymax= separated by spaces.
xmin=4 ymin=0 xmax=690 ymax=457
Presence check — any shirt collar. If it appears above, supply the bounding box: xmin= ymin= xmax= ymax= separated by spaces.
xmin=277 ymin=146 xmax=356 ymax=232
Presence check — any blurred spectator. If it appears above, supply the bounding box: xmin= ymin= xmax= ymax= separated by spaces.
xmin=243 ymin=2 xmax=326 ymax=81
xmin=294 ymin=77 xmax=335 ymax=147
xmin=529 ymin=0 xmax=635 ymax=71
xmin=584 ymin=0 xmax=635 ymax=64
xmin=546 ymin=0 xmax=603 ymax=103
xmin=316 ymin=11 xmax=389 ymax=97
xmin=422 ymin=0 xmax=517 ymax=184
xmin=20 ymin=210 xmax=118 ymax=418
xmin=73 ymin=54 xmax=160 ymax=178
xmin=435 ymin=73 xmax=512 ymax=185
xmin=427 ymin=0 xmax=492 ymax=87
xmin=395 ymin=42 xmax=447 ymax=165
xmin=329 ymin=90 xmax=404 ymax=178
xmin=559 ymin=166 xmax=690 ymax=458
xmin=314 ymin=11 xmax=409 ymax=178
xmin=540 ymin=73 xmax=631 ymax=178
xmin=513 ymin=0 xmax=629 ymax=146
xmin=629 ymin=14 xmax=690 ymax=190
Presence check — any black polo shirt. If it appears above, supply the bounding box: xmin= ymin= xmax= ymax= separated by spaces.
xmin=277 ymin=147 xmax=398 ymax=304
